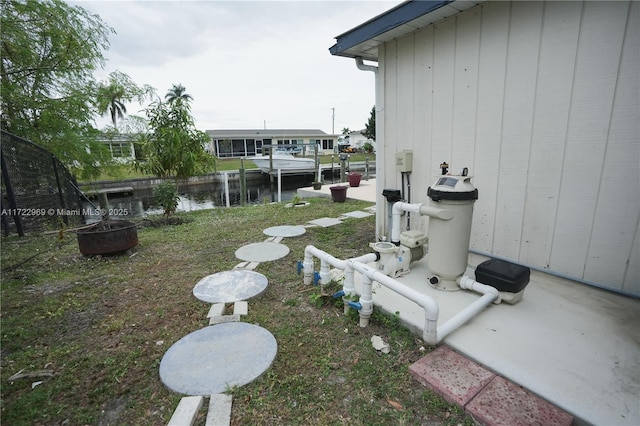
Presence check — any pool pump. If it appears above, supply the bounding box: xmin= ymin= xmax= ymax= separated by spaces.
xmin=370 ymin=230 xmax=428 ymax=278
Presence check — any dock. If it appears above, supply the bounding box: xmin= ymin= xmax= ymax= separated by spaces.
xmin=85 ymin=186 xmax=134 ymax=197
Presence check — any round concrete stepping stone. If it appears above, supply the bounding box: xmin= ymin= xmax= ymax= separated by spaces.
xmin=235 ymin=242 xmax=289 ymax=262
xmin=193 ymin=270 xmax=268 ymax=303
xmin=160 ymin=322 xmax=277 ymax=395
xmin=263 ymin=225 xmax=306 ymax=238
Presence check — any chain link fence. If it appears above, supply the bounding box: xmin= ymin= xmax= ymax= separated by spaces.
xmin=1 ymin=130 xmax=85 ymax=235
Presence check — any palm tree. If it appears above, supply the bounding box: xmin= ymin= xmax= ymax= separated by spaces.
xmin=106 ymin=96 xmax=127 ymax=129
xmin=165 ymin=84 xmax=193 ymax=103
xmin=97 ymin=79 xmax=128 ymax=130
xmin=96 ymin=71 xmax=155 ymax=130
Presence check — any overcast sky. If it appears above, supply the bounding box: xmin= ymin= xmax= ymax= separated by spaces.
xmin=71 ymin=1 xmax=399 ymax=134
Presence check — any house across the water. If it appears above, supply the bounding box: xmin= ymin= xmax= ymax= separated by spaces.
xmin=206 ymin=129 xmax=339 ymax=158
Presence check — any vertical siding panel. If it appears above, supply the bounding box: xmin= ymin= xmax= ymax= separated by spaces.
xmin=376 ymin=1 xmax=638 ymax=295
xmin=550 ymin=2 xmax=629 ymax=279
xmin=376 ymin=44 xmax=387 ymax=238
xmin=396 ymin=35 xmax=415 ymax=152
xmin=413 ymin=26 xmax=436 ymax=205
xmin=451 ymin=8 xmax=481 ymax=171
xmin=620 ymin=2 xmax=640 ymax=295
xmin=493 ymin=1 xmax=543 ymax=259
xmin=520 ymin=2 xmax=582 ymax=269
xmin=383 ymin=41 xmax=400 ymax=190
xmin=430 ymin=18 xmax=456 ymax=167
xmin=471 ymin=2 xmax=509 ymax=252
xmin=584 ymin=1 xmax=639 ymax=290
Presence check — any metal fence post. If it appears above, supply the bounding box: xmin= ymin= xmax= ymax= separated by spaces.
xmin=1 ymin=151 xmax=25 ymax=236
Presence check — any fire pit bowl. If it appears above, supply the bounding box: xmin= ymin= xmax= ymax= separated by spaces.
xmin=77 ymin=220 xmax=138 ymax=256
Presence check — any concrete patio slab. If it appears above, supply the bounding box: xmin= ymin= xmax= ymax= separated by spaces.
xmin=351 ymin=258 xmax=640 ymax=425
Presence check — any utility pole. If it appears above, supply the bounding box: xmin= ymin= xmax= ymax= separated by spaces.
xmin=331 ymin=107 xmax=335 ymax=134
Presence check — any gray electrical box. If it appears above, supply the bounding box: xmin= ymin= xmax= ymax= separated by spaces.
xmin=395 ymin=150 xmax=413 ymax=172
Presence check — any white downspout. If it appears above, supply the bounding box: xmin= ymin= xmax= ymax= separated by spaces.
xmin=354 ymin=57 xmax=385 ymax=241
xmin=355 ymin=57 xmax=378 ymax=75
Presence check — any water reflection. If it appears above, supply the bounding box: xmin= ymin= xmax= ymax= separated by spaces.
xmin=83 ymin=180 xmax=300 ymax=222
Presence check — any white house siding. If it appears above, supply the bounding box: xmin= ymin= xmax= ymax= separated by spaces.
xmin=377 ymin=1 xmax=639 ymax=295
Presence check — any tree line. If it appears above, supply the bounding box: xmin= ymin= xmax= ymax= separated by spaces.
xmin=1 ymin=0 xmax=374 ymax=186
xmin=0 ymin=0 xmax=212 ymax=182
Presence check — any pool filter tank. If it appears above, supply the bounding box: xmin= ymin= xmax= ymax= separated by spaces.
xmin=426 ymin=174 xmax=478 ymax=290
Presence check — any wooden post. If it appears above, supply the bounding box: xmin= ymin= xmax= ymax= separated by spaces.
xmin=239 ymin=158 xmax=246 ymax=206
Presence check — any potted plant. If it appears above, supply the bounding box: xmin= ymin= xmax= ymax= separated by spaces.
xmin=348 ymin=172 xmax=362 ymax=187
xmin=329 ymin=185 xmax=348 ymax=202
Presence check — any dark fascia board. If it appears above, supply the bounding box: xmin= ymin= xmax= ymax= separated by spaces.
xmin=329 ymin=0 xmax=452 ymax=58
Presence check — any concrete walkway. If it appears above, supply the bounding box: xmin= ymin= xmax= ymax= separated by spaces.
xmin=297 ymin=179 xmax=640 ymax=425
xmin=297 ymin=177 xmax=377 ymax=202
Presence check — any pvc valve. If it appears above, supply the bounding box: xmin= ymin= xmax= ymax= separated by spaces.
xmin=333 ymin=290 xmax=345 ymax=299
xmin=313 ymin=271 xmax=320 ymax=286
xmin=347 ymin=301 xmax=362 ymax=310
xmin=296 ymin=260 xmax=303 ymax=274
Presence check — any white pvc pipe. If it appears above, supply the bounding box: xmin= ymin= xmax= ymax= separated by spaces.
xmin=437 ymin=276 xmax=499 ymax=341
xmin=303 ymin=245 xmax=347 ymax=286
xmin=347 ymin=259 xmax=440 ymax=344
xmin=302 ymin=245 xmax=499 ymax=346
xmin=224 ymin=172 xmax=230 ymax=207
xmin=305 ymin=245 xmax=439 ymax=343
xmin=304 ymin=245 xmax=376 ymax=293
xmin=277 ymin=169 xmax=282 ymax=203
xmin=358 ymin=273 xmax=374 ymax=327
xmin=343 ymin=253 xmax=377 ymax=298
xmin=391 ymin=202 xmax=452 ymax=244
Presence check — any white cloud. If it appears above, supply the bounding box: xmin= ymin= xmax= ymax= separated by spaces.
xmin=72 ymin=0 xmax=399 ymax=133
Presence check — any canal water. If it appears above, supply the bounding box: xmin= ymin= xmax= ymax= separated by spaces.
xmin=83 ymin=177 xmax=305 ymax=222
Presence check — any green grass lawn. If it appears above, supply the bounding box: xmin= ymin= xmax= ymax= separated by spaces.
xmin=1 ymin=198 xmax=471 ymax=425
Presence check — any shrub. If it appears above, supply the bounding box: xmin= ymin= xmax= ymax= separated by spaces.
xmin=154 ymin=181 xmax=179 ymax=217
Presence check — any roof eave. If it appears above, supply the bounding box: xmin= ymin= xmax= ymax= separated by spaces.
xmin=329 ymin=0 xmax=453 ymax=59
xmin=330 ymin=0 xmax=486 ymax=60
